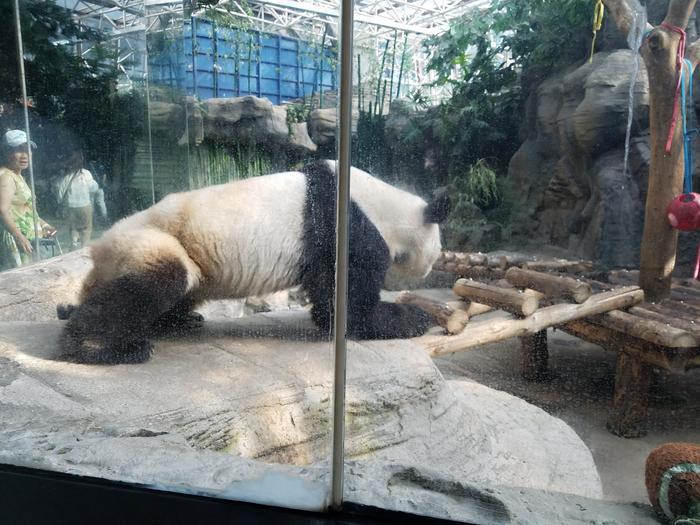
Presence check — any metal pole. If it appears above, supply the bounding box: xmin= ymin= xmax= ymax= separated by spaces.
xmin=13 ymin=0 xmax=41 ymax=259
xmin=144 ymin=34 xmax=156 ymax=205
xmin=330 ymin=0 xmax=354 ymax=511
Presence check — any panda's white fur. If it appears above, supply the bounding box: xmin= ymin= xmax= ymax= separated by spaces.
xmin=61 ymin=160 xmax=446 ymax=364
xmin=84 ymin=170 xmax=307 ymax=303
xmin=82 ymin=161 xmax=440 ymax=302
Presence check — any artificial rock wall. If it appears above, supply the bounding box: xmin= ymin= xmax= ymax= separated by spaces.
xmin=508 ymin=50 xmax=652 ymax=267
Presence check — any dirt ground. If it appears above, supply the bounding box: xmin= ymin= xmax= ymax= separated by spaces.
xmin=433 ymin=321 xmax=700 ymax=504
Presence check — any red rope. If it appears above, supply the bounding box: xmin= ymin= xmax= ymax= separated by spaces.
xmin=661 ymin=22 xmax=687 ymax=154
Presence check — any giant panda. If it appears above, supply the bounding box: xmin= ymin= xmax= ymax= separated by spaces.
xmin=57 ymin=160 xmax=449 ymax=364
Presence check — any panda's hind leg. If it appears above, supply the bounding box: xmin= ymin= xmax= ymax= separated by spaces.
xmin=59 ymin=259 xmax=190 ymax=365
xmin=150 ymin=297 xmax=204 ymax=336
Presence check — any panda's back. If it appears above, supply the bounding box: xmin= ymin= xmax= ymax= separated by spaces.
xmin=103 ymin=171 xmax=308 ymax=299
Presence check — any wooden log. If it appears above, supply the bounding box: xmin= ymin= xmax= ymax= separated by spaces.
xmin=494 ymin=278 xmax=516 ymax=289
xmin=505 ymin=267 xmax=592 ymax=303
xmin=455 ymin=266 xmax=505 ymax=280
xmin=443 ymin=262 xmax=457 ymax=273
xmin=455 ymin=263 xmax=470 ymax=276
xmin=434 ymin=261 xmax=503 ymax=279
xmin=560 ymin=320 xmax=682 ymax=371
xmin=671 ymin=284 xmax=700 ymax=299
xmin=679 ymin=277 xmax=700 ymax=289
xmin=486 ymin=255 xmax=504 ymax=268
xmin=424 ymin=286 xmax=644 ymax=357
xmin=468 ymin=253 xmax=488 ymax=266
xmin=602 ymin=0 xmax=699 ymax=300
xmin=606 ymin=269 xmax=639 ymax=285
xmin=626 ymin=307 xmax=700 ymax=341
xmin=657 ymin=299 xmax=700 ymax=321
xmin=453 ymin=278 xmax=540 ymax=317
xmin=522 ymin=259 xmax=594 ymax=274
xmin=606 ymin=353 xmax=653 ymax=438
xmin=396 ymin=292 xmax=469 ymax=335
xmin=462 ymin=301 xmax=493 ymax=317
xmin=498 ymin=253 xmax=537 ymax=270
xmin=520 ymin=330 xmax=549 ymax=381
xmin=444 ymin=300 xmax=494 ymax=318
xmin=442 ymin=251 xmax=456 ymax=263
xmin=592 ymin=310 xmax=698 ymax=348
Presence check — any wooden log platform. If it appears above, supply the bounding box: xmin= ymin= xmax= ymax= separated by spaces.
xmin=422 ymin=254 xmax=700 ymax=438
xmin=423 ymin=286 xmax=644 ymax=357
xmin=558 ymin=281 xmax=700 ymax=438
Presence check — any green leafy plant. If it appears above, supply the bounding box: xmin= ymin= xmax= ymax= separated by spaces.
xmin=285 ymin=100 xmax=311 ymax=134
xmin=396 ymin=0 xmax=591 ymax=250
xmin=459 ymin=159 xmax=500 ymax=209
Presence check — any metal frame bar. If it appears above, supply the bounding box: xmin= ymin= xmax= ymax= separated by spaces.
xmin=330 ymin=0 xmax=353 ymax=510
xmin=13 ymin=0 xmax=41 ymax=258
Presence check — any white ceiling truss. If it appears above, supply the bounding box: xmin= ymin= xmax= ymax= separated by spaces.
xmin=58 ymin=0 xmax=487 ymax=86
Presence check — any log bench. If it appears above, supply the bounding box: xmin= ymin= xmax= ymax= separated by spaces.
xmin=422 ymin=254 xmax=700 ymax=438
xmin=557 ymin=286 xmax=700 ymax=438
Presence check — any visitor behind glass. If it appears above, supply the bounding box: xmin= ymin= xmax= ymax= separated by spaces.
xmin=55 ymin=149 xmax=101 ymax=250
xmin=0 ymin=130 xmax=56 ymax=270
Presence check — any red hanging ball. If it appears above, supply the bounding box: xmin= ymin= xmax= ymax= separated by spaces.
xmin=667 ymin=193 xmax=700 ymax=231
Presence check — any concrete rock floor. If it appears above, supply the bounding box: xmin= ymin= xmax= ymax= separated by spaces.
xmin=434 ymin=321 xmax=700 ymax=504
xmin=384 ymin=288 xmax=699 ymax=505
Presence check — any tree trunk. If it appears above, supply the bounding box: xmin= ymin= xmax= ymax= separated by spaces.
xmin=603 ymin=0 xmax=699 ymax=301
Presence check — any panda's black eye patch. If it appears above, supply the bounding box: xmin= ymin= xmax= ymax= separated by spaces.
xmin=394 ymin=252 xmax=410 ymax=265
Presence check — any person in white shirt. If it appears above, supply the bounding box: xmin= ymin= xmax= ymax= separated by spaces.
xmin=55 ymin=150 xmax=101 ymax=250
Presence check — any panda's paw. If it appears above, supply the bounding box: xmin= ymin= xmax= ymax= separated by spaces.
xmin=349 ymin=302 xmax=435 ymax=340
xmin=391 ymin=304 xmax=434 ymax=338
xmin=59 ymin=339 xmax=154 ymax=365
xmin=151 ymin=311 xmax=204 ymax=336
xmin=56 ymin=303 xmax=77 ymax=320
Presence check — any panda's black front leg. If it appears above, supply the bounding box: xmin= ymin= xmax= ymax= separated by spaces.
xmin=348 ymin=301 xmax=434 ymax=340
xmin=345 ymin=204 xmax=435 ymax=340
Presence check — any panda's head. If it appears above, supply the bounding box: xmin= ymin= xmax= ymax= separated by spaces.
xmin=387 ymin=192 xmax=450 ymax=278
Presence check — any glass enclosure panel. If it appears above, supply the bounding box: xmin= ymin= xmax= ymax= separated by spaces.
xmin=342 ymin=1 xmax=699 ymax=524
xmin=0 ymin=0 xmax=335 ymax=511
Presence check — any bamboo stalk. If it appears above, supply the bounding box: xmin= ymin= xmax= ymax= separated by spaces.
xmin=388 ymin=30 xmax=398 ymax=107
xmin=318 ymin=26 xmax=328 ymax=109
xmin=375 ymin=39 xmax=390 ymax=116
xmin=379 ymin=79 xmax=388 ymax=116
xmin=396 ymin=32 xmax=407 ymax=99
xmin=357 ymin=54 xmax=363 ymax=111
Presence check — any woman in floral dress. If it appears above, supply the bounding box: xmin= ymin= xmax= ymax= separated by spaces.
xmin=0 ymin=130 xmax=56 ymax=270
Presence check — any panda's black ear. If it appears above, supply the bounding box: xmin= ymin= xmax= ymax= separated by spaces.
xmin=424 ymin=190 xmax=450 ymax=224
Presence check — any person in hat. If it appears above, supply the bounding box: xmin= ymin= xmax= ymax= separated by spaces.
xmin=0 ymin=129 xmax=56 ymax=270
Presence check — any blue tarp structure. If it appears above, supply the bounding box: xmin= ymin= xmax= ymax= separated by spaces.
xmin=150 ymin=18 xmax=337 ymax=104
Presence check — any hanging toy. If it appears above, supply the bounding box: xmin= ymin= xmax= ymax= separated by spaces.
xmin=665 ymin=57 xmax=700 ymax=278
xmin=667 ymin=193 xmax=700 ymax=231
xmin=589 ymin=0 xmax=605 ymax=63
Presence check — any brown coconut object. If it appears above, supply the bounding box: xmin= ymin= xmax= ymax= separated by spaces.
xmin=645 ymin=442 xmax=700 ymax=521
